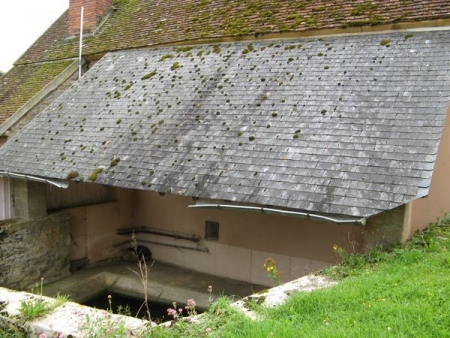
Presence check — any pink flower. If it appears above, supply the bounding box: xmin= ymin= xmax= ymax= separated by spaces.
xmin=38 ymin=334 xmax=47 ymax=338
xmin=167 ymin=308 xmax=177 ymax=317
xmin=206 ymin=328 xmax=212 ymax=333
xmin=178 ymin=308 xmax=183 ymax=313
xmin=185 ymin=298 xmax=197 ymax=316
xmin=186 ymin=299 xmax=196 ymax=308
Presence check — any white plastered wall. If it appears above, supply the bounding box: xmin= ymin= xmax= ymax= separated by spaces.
xmin=409 ymin=106 xmax=450 ymax=237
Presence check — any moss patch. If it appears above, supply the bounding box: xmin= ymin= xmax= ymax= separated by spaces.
xmin=66 ymin=170 xmax=79 ymax=180
xmin=88 ymin=168 xmax=104 ymax=181
xmin=141 ymin=70 xmax=157 ymax=80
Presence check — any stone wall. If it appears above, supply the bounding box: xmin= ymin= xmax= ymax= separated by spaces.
xmin=363 ymin=205 xmax=406 ymax=250
xmin=0 ymin=212 xmax=71 ymax=289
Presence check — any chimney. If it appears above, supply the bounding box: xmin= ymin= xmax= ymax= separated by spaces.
xmin=68 ymin=0 xmax=112 ymax=36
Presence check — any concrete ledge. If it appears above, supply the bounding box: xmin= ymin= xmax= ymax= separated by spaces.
xmin=233 ymin=274 xmax=336 ymax=319
xmin=0 ymin=287 xmax=150 ymax=337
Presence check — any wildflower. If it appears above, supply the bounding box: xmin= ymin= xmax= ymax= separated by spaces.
xmin=208 ymin=285 xmax=213 ymax=303
xmin=263 ymin=257 xmax=282 ymax=286
xmin=186 ymin=299 xmax=196 ymax=308
xmin=205 ymin=327 xmax=212 ymax=334
xmin=38 ymin=334 xmax=47 ymax=338
xmin=333 ymin=244 xmax=339 ymax=251
xmin=106 ymin=294 xmax=113 ymax=313
xmin=185 ymin=298 xmax=197 ymax=316
xmin=167 ymin=308 xmax=178 ymax=318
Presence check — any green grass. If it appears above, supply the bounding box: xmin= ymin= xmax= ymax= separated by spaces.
xmin=0 ymin=325 xmax=26 ymax=338
xmin=19 ymin=297 xmax=51 ymax=321
xmin=152 ymin=216 xmax=450 ymax=337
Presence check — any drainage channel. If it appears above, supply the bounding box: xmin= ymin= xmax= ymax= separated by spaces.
xmin=82 ymin=290 xmax=204 ymax=322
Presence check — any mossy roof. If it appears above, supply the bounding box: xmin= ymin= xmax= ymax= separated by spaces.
xmin=15 ymin=0 xmax=450 ymax=64
xmin=1 ymin=31 xmax=449 ymax=218
xmin=2 ymin=0 xmax=450 ymax=128
xmin=0 ymin=61 xmax=74 ymax=124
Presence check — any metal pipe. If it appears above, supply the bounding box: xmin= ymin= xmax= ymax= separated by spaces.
xmin=78 ymin=6 xmax=84 ymax=79
xmin=117 ymin=226 xmax=201 ymax=242
xmin=189 ymin=203 xmax=366 ymax=225
xmin=0 ymin=171 xmax=68 ymax=189
xmin=113 ymin=239 xmax=209 ymax=253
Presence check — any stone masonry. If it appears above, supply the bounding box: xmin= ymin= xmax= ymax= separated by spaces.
xmin=364 ymin=205 xmax=406 ymax=251
xmin=0 ymin=212 xmax=71 ymax=289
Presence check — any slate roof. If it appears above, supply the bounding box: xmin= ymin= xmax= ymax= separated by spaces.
xmin=0 ymin=30 xmax=449 ymax=218
xmin=2 ymin=0 xmax=450 ymax=133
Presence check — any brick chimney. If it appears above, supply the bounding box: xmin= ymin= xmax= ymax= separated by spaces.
xmin=68 ymin=0 xmax=112 ymax=36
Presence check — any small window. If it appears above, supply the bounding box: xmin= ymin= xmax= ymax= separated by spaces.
xmin=205 ymin=220 xmax=219 ymax=241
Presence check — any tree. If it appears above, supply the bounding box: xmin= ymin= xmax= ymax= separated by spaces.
xmin=0 ymin=70 xmax=4 ymax=78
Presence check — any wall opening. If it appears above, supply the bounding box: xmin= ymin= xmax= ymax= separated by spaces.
xmin=205 ymin=220 xmax=219 ymax=241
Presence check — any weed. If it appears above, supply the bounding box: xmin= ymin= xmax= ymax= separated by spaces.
xmin=150 ymin=295 xmax=238 ymax=338
xmin=79 ymin=311 xmax=128 ymax=338
xmin=185 ymin=299 xmax=197 ymax=317
xmin=263 ymin=257 xmax=283 ymax=286
xmin=19 ymin=278 xmax=70 ymax=321
xmin=332 ymin=244 xmax=366 ymax=272
xmin=0 ymin=326 xmax=26 ymax=338
xmin=19 ymin=298 xmax=49 ymax=321
xmin=207 ymin=285 xmax=213 ymax=303
xmin=130 ymin=233 xmax=154 ymax=322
